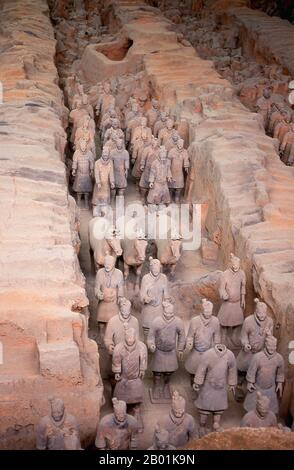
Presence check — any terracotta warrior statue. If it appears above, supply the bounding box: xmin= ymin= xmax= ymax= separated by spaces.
xmin=95 ymin=398 xmax=138 ymax=450
xmin=148 ymin=425 xmax=176 ymax=450
xmin=244 ymin=334 xmax=284 ymax=415
xmin=104 ymin=118 xmax=124 ymax=146
xmin=241 ymin=391 xmax=278 ymax=428
xmin=168 ymin=138 xmax=189 ymax=203
xmin=104 ymin=297 xmax=139 ymax=355
xmin=96 ymin=80 xmax=115 ymax=119
xmin=92 ymin=148 xmax=115 ymax=211
xmin=185 ymin=298 xmax=221 ymax=385
xmin=145 ymin=98 xmax=160 ymax=132
xmin=154 ymin=111 xmax=168 ymax=138
xmin=132 ymin=127 xmax=152 ymax=183
xmin=95 ymin=254 xmax=124 ymax=340
xmin=255 ymin=87 xmax=272 ymax=130
xmin=36 ymin=398 xmax=82 ymax=450
xmin=236 ymin=298 xmax=273 ymax=399
xmin=72 ymin=138 xmax=94 ymax=208
xmin=158 ymin=118 xmax=174 ymax=147
xmin=74 ymin=115 xmax=96 ymax=157
xmin=147 ymin=146 xmax=172 ymax=206
xmin=218 ymin=253 xmax=246 ymax=347
xmin=147 ymin=299 xmax=185 ymax=402
xmin=110 ymin=138 xmax=129 ymax=197
xmin=140 ymin=257 xmax=169 ymax=336
xmin=139 ymin=136 xmax=159 ymax=202
xmin=193 ymin=344 xmax=237 ymax=435
xmin=165 ymin=128 xmax=180 ymax=153
xmin=112 ymin=328 xmax=147 ymax=432
xmin=160 ymin=391 xmax=197 ymax=447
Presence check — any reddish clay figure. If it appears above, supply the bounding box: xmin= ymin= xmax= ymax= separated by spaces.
xmin=36 ymin=398 xmax=82 ymax=450
xmin=148 ymin=425 xmax=176 ymax=450
xmin=168 ymin=138 xmax=189 ymax=203
xmin=112 ymin=328 xmax=147 ymax=432
xmin=104 ymin=118 xmax=124 ymax=146
xmin=145 ymin=98 xmax=160 ymax=132
xmin=154 ymin=111 xmax=168 ymax=138
xmin=165 ymin=129 xmax=180 ymax=153
xmin=74 ymin=115 xmax=96 ymax=157
xmin=160 ymin=391 xmax=197 ymax=447
xmin=96 ymin=81 xmax=115 ymax=119
xmin=155 ymin=232 xmax=183 ymax=278
xmin=185 ymin=298 xmax=221 ymax=382
xmin=139 ymin=136 xmax=159 ymax=201
xmin=110 ymin=138 xmax=129 ymax=197
xmin=92 ymin=148 xmax=115 ymax=210
xmin=72 ymin=138 xmax=94 ymax=208
xmin=95 ymin=254 xmax=124 ymax=339
xmin=95 ymin=398 xmax=138 ymax=450
xmin=104 ymin=297 xmax=140 ymax=355
xmin=158 ymin=118 xmax=174 ymax=147
xmin=218 ymin=253 xmax=246 ymax=347
xmin=255 ymin=87 xmax=272 ymax=130
xmin=132 ymin=127 xmax=152 ymax=181
xmin=241 ymin=392 xmax=278 ymax=428
xmin=140 ymin=257 xmax=169 ymax=335
xmin=121 ymin=229 xmax=148 ymax=290
xmin=193 ymin=344 xmax=237 ymax=435
xmin=70 ymin=99 xmax=92 ymax=143
xmin=147 ymin=146 xmax=172 ymax=206
xmin=244 ymin=334 xmax=284 ymax=414
xmin=147 ymin=300 xmax=185 ymax=401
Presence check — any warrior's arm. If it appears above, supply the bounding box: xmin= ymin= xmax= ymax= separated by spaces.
xmin=219 ymin=272 xmax=228 ymax=299
xmin=94 ymin=270 xmax=104 ymax=299
xmin=177 ymin=320 xmax=186 ymax=352
xmin=227 ymin=353 xmax=238 ymax=386
xmin=246 ymin=355 xmax=258 ymax=385
xmin=276 ymin=356 xmax=285 ymax=384
xmin=36 ymin=419 xmax=48 ymax=450
xmin=186 ymin=320 xmax=196 ymax=349
xmin=240 ymin=321 xmax=250 ymax=348
xmin=109 ymin=161 xmax=115 ymax=187
xmin=147 ymin=324 xmax=156 ymax=351
xmin=104 ymin=322 xmax=114 ymax=353
xmin=213 ymin=320 xmax=221 ymax=345
xmin=72 ymin=151 xmax=78 ymax=172
xmin=183 ymin=150 xmax=190 ymax=169
xmin=140 ymin=343 xmax=148 ymax=373
xmin=112 ymin=346 xmax=122 ymax=374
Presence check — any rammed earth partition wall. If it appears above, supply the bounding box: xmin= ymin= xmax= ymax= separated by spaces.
xmin=84 ymin=0 xmax=294 ymax=416
xmin=0 ymin=0 xmax=103 ymax=449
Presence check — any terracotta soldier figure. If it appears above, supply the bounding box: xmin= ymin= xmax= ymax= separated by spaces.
xmin=100 ymin=106 xmax=119 ymax=138
xmin=165 ymin=129 xmax=180 ymax=153
xmin=255 ymin=87 xmax=272 ymax=130
xmin=241 ymin=392 xmax=278 ymax=428
xmin=147 ymin=146 xmax=172 ymax=206
xmin=96 ymin=80 xmax=115 ymax=119
xmin=131 ymin=116 xmax=152 ymax=147
xmin=145 ymin=98 xmax=160 ymax=132
xmin=280 ymin=122 xmax=294 ymax=164
xmin=140 ymin=257 xmax=170 ymax=335
xmin=95 ymin=398 xmax=138 ymax=450
xmin=70 ymin=99 xmax=92 ymax=144
xmin=139 ymin=136 xmax=159 ymax=201
xmin=244 ymin=334 xmax=284 ymax=414
xmin=74 ymin=116 xmax=96 ymax=158
xmin=110 ymin=138 xmax=129 ymax=197
xmin=72 ymin=138 xmax=94 ymax=208
xmin=72 ymin=83 xmax=86 ymax=110
xmin=147 ymin=300 xmax=185 ymax=402
xmin=92 ymin=148 xmax=115 ymax=211
xmin=237 ymin=298 xmax=273 ymax=376
xmin=158 ymin=118 xmax=174 ymax=147
xmin=148 ymin=425 xmax=176 ymax=450
xmin=193 ymin=344 xmax=237 ymax=435
xmin=104 ymin=297 xmax=140 ymax=355
xmin=95 ymin=254 xmax=124 ymax=340
xmin=126 ymin=102 xmax=142 ymax=145
xmin=160 ymin=391 xmax=197 ymax=447
xmin=185 ymin=298 xmax=221 ymax=384
xmin=154 ymin=111 xmax=168 ymax=138
xmin=168 ymin=138 xmax=189 ymax=203
xmin=132 ymin=127 xmax=152 ymax=182
xmin=218 ymin=253 xmax=246 ymax=347
xmin=112 ymin=328 xmax=147 ymax=432
xmin=36 ymin=398 xmax=82 ymax=450
xmin=104 ymin=118 xmax=124 ymax=146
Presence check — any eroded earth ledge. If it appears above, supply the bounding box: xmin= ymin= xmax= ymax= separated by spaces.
xmin=0 ymin=0 xmax=103 ymax=449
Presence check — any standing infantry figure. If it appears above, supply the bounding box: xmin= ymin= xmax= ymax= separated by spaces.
xmin=140 ymin=257 xmax=169 ymax=336
xmin=145 ymin=99 xmax=160 ymax=132
xmin=95 ymin=254 xmax=124 ymax=341
xmin=104 ymin=297 xmax=139 ymax=355
xmin=218 ymin=253 xmax=246 ymax=347
xmin=236 ymin=298 xmax=273 ymax=400
xmin=147 ymin=146 xmax=172 ymax=206
xmin=112 ymin=328 xmax=147 ymax=432
xmin=185 ymin=298 xmax=221 ymax=384
xmin=95 ymin=398 xmax=138 ymax=450
xmin=244 ymin=334 xmax=284 ymax=414
xmin=92 ymin=148 xmax=115 ymax=211
xmin=168 ymin=138 xmax=189 ymax=203
xmin=139 ymin=136 xmax=159 ymax=202
xmin=160 ymin=391 xmax=197 ymax=447
xmin=72 ymin=138 xmax=94 ymax=208
xmin=110 ymin=138 xmax=129 ymax=197
xmin=96 ymin=81 xmax=115 ymax=120
xmin=241 ymin=392 xmax=278 ymax=428
xmin=36 ymin=398 xmax=82 ymax=450
xmin=147 ymin=300 xmax=185 ymax=402
xmin=193 ymin=344 xmax=237 ymax=435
